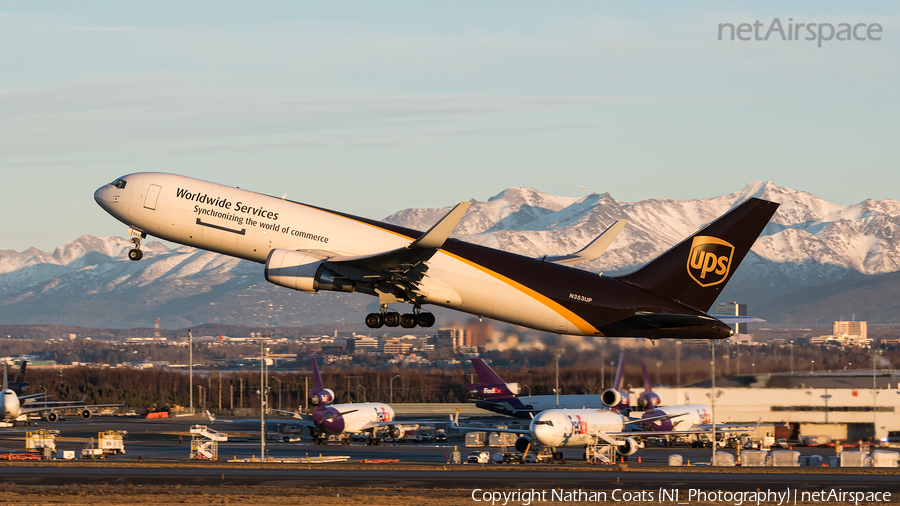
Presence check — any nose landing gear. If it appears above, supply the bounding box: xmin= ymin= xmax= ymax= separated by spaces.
xmin=126 ymin=227 xmax=145 ymax=261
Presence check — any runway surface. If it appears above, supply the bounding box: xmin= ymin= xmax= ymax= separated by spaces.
xmin=0 ymin=466 xmax=898 ymax=492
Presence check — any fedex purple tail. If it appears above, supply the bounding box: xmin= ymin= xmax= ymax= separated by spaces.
xmin=636 ymin=360 xmax=661 ymax=411
xmin=307 ymin=357 xmax=334 ymax=409
xmin=600 ymin=351 xmax=630 ymax=413
xmin=466 ymin=359 xmax=531 ymax=417
xmin=466 ymin=359 xmax=519 ymax=398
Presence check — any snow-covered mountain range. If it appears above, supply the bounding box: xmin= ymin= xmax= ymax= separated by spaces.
xmin=4 ymin=181 xmax=900 ymax=329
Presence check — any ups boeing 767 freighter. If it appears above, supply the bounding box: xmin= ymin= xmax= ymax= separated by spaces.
xmin=94 ymin=173 xmax=777 ymax=339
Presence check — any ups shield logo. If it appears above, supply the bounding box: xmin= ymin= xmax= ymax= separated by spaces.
xmin=686 ymin=236 xmax=734 ymax=287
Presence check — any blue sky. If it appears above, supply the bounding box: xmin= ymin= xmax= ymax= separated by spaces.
xmin=1 ymin=1 xmax=897 ymax=251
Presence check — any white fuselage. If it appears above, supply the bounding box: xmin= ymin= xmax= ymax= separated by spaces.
xmin=530 ymin=409 xmax=625 ymax=448
xmin=94 ymin=173 xmax=586 ymax=334
xmin=315 ymin=402 xmax=395 ymax=435
xmin=659 ymin=404 xmax=711 ymax=431
xmin=1 ymin=389 xmax=22 ymax=421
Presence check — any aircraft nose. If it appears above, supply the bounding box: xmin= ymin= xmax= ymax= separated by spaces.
xmin=94 ymin=185 xmax=108 ymax=205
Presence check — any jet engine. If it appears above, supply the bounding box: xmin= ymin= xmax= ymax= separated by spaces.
xmin=388 ymin=425 xmax=405 ymax=440
xmin=637 ymin=392 xmax=660 ymax=411
xmin=265 ymin=249 xmax=355 ymax=294
xmin=600 ymin=388 xmax=623 ymax=408
xmin=515 ymin=436 xmax=532 ymax=453
xmin=616 ymin=437 xmax=639 ymax=456
xmin=80 ymin=409 xmax=92 ymax=420
xmin=309 ymin=389 xmax=335 ymax=406
xmin=46 ymin=412 xmax=58 ymax=423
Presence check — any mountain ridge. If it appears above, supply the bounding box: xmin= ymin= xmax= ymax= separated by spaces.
xmin=4 ymin=181 xmax=900 ymax=328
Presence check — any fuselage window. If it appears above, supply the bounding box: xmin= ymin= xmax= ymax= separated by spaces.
xmin=111 ymin=179 xmax=127 ymax=189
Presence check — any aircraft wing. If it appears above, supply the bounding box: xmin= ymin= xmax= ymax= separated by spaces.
xmin=449 ymin=415 xmax=530 ymax=434
xmin=19 ymin=401 xmax=123 ymax=416
xmin=317 ymin=202 xmax=471 ymax=302
xmin=542 ymin=220 xmax=628 ymax=265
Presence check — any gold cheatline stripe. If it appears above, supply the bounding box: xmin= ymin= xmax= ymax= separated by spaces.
xmin=443 ymin=251 xmax=600 ymax=336
xmin=290 ymin=201 xmax=598 ymax=334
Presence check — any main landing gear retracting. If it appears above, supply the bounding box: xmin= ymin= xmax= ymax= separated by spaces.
xmin=365 ymin=305 xmax=435 ymax=329
xmin=127 ymin=228 xmax=145 ymax=261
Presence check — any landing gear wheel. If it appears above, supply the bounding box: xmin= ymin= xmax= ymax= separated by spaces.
xmin=365 ymin=313 xmax=384 ymax=328
xmin=416 ymin=312 xmax=435 ymax=328
xmin=399 ymin=314 xmax=417 ymax=328
xmin=383 ymin=312 xmax=401 ymax=327
xmin=128 ymin=248 xmax=143 ymax=261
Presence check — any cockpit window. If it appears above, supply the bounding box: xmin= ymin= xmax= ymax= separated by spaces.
xmin=535 ymin=420 xmax=553 ymax=426
xmin=111 ymin=179 xmax=127 ymax=189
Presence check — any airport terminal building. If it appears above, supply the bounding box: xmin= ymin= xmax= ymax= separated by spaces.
xmin=656 ymin=370 xmax=900 ymax=441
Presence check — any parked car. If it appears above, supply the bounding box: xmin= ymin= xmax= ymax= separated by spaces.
xmin=466 ymin=451 xmax=490 ymax=464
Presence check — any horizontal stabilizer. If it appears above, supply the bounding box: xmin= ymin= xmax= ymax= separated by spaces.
xmin=543 ymin=220 xmax=628 ymax=266
xmin=717 ymin=316 xmax=765 ymax=325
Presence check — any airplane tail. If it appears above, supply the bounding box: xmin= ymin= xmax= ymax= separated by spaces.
xmin=613 ymin=351 xmax=626 ymax=392
xmin=307 ymin=357 xmax=334 ymax=407
xmin=640 ymin=360 xmax=652 ymax=393
xmin=13 ymin=361 xmax=25 ymax=384
xmin=617 ymin=197 xmax=779 ymax=312
xmin=2 ymin=363 xmax=6 ymax=391
xmin=637 ymin=360 xmax=661 ymax=411
xmin=310 ymin=357 xmax=324 ymax=392
xmin=465 ymin=359 xmax=517 ymax=398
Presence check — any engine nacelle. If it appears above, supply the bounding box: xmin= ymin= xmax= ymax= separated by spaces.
xmin=265 ymin=249 xmax=355 ymax=294
xmin=601 ymin=389 xmax=622 ymax=408
xmin=309 ymin=389 xmax=335 ymax=406
xmin=388 ymin=425 xmax=405 ymax=440
xmin=515 ymin=436 xmax=532 ymax=453
xmin=80 ymin=409 xmax=92 ymax=420
xmin=46 ymin=412 xmax=58 ymax=423
xmin=637 ymin=392 xmax=660 ymax=411
xmin=616 ymin=437 xmax=639 ymax=456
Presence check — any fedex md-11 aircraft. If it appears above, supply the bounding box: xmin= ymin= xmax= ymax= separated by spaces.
xmin=272 ymin=358 xmax=406 ymax=444
xmin=94 ymin=173 xmax=777 ymax=337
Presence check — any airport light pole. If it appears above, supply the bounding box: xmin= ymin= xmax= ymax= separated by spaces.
xmin=710 ymin=340 xmax=717 ymax=466
xmin=555 ymin=352 xmax=561 ymax=409
xmin=188 ymin=329 xmax=193 ymax=415
xmin=358 ymin=384 xmax=366 ymax=403
xmin=790 ymin=341 xmax=794 ymax=374
xmin=390 ymin=375 xmax=400 ymax=404
xmin=676 ymin=340 xmax=682 ymax=387
xmin=868 ymin=349 xmax=882 ymax=441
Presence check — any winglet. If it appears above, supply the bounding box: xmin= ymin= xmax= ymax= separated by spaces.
xmin=409 ymin=201 xmax=471 ymax=250
xmin=544 ymin=219 xmax=627 ymax=266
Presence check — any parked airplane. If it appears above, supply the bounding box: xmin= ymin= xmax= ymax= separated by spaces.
xmin=465 ymin=358 xmax=608 ymax=418
xmin=271 ymin=358 xmax=406 ymax=444
xmin=454 ymin=407 xmax=694 ymax=463
xmin=633 ymin=360 xmax=712 ymax=432
xmin=94 ymin=173 xmax=777 ymax=339
xmin=0 ymin=366 xmax=121 ymax=425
